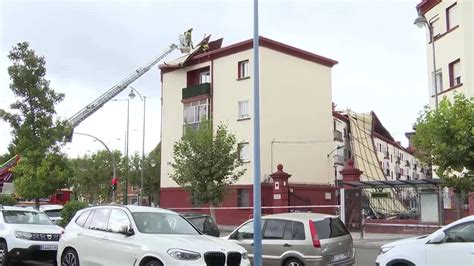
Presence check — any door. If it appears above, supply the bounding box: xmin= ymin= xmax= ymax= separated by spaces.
xmin=261 ymin=219 xmax=293 ymax=266
xmin=425 ymin=221 xmax=474 ymax=266
xmin=228 ymin=220 xmax=265 ymax=263
xmin=104 ymin=209 xmax=140 ymax=266
xmin=83 ymin=208 xmax=111 ymax=265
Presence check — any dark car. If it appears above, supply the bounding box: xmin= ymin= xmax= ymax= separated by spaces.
xmin=181 ymin=212 xmax=220 ymax=237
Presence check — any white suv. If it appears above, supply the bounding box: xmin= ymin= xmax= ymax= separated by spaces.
xmin=0 ymin=206 xmax=63 ymax=265
xmin=58 ymin=205 xmax=250 ymax=266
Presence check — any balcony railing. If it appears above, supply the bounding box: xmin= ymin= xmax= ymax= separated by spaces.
xmin=333 ymin=130 xmax=343 ymax=142
xmin=182 ymin=83 xmax=211 ymax=100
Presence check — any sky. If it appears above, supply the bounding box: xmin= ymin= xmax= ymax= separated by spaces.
xmin=0 ymin=0 xmax=429 ymax=159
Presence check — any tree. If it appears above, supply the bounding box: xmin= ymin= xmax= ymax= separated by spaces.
xmin=69 ymin=150 xmax=122 ymax=204
xmin=414 ymin=94 xmax=474 ymax=194
xmin=170 ymin=121 xmax=246 ymax=219
xmin=0 ymin=42 xmax=71 ymax=208
xmin=144 ymin=143 xmax=161 ymax=206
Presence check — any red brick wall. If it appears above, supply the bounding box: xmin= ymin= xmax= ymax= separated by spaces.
xmin=160 ymin=183 xmax=336 ymax=226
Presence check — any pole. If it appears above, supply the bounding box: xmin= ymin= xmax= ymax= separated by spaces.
xmin=140 ymin=96 xmax=146 ymax=206
xmin=429 ymin=25 xmax=439 ymax=109
xmin=123 ymin=99 xmax=130 ymax=205
xmin=253 ymin=0 xmax=262 ymax=265
xmin=73 ymin=132 xmax=117 ymax=202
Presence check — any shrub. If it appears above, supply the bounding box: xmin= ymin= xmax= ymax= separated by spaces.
xmin=0 ymin=195 xmax=18 ymax=206
xmin=60 ymin=200 xmax=88 ymax=227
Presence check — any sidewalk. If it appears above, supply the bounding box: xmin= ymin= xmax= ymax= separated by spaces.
xmin=351 ymin=232 xmax=422 ymax=248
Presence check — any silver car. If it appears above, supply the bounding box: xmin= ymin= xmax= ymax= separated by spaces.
xmin=226 ymin=212 xmax=355 ymax=266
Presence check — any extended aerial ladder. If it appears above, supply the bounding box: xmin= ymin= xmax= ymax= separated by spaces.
xmin=65 ymin=29 xmax=194 ymax=141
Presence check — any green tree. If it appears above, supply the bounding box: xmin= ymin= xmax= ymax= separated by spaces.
xmin=0 ymin=42 xmax=71 ymax=208
xmin=414 ymin=94 xmax=474 ymax=193
xmin=170 ymin=121 xmax=246 ymax=219
xmin=70 ymin=150 xmax=122 ymax=204
xmin=144 ymin=143 xmax=161 ymax=206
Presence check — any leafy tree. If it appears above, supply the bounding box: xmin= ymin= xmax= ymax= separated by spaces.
xmin=69 ymin=150 xmax=122 ymax=204
xmin=0 ymin=42 xmax=71 ymax=208
xmin=170 ymin=121 xmax=246 ymax=219
xmin=414 ymin=94 xmax=474 ymax=194
xmin=60 ymin=200 xmax=89 ymax=227
xmin=144 ymin=143 xmax=161 ymax=206
xmin=0 ymin=195 xmax=17 ymax=206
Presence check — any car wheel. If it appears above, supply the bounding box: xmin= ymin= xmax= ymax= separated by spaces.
xmin=144 ymin=259 xmax=163 ymax=266
xmin=0 ymin=241 xmax=11 ymax=266
xmin=62 ymin=248 xmax=80 ymax=266
xmin=284 ymin=258 xmax=303 ymax=266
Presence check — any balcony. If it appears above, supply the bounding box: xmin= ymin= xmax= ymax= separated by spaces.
xmin=395 ymin=157 xmax=401 ymax=164
xmin=405 ymin=160 xmax=411 ymax=168
xmin=383 ymin=150 xmax=389 ymax=159
xmin=333 ymin=130 xmax=343 ymax=142
xmin=182 ymin=83 xmax=211 ymax=100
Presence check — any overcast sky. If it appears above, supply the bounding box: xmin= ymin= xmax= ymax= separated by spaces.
xmin=0 ymin=0 xmax=428 ymax=159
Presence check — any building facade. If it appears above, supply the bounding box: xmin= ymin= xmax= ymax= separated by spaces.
xmin=417 ymin=0 xmax=473 ymax=107
xmin=159 ymin=36 xmax=338 ymax=225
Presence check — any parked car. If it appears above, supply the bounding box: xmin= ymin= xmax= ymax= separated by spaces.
xmin=0 ymin=206 xmax=63 ymax=265
xmin=39 ymin=204 xmax=64 ymax=225
xmin=225 ymin=212 xmax=355 ymax=266
xmin=181 ymin=212 xmax=220 ymax=237
xmin=58 ymin=205 xmax=250 ymax=266
xmin=376 ymin=215 xmax=474 ymax=266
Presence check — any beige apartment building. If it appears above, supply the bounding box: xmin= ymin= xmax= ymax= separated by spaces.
xmin=158 ymin=36 xmax=338 ymax=224
xmin=417 ymin=0 xmax=473 ymax=106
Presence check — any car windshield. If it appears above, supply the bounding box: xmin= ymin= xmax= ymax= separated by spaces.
xmin=132 ymin=212 xmax=200 ymax=235
xmin=2 ymin=210 xmax=53 ymax=225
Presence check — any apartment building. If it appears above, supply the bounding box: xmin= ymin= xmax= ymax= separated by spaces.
xmin=416 ymin=0 xmax=473 ymax=106
xmin=332 ymin=110 xmax=427 ymax=213
xmin=159 ymin=36 xmax=338 ymax=225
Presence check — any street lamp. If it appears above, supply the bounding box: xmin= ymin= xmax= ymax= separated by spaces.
xmin=414 ymin=11 xmax=439 ymax=109
xmin=128 ymin=86 xmax=146 ymax=206
xmin=149 ymin=158 xmax=158 ymax=206
xmin=113 ymin=98 xmax=130 ymax=205
xmin=74 ymin=132 xmax=117 ymax=202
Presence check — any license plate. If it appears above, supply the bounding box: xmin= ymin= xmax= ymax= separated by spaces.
xmin=40 ymin=245 xmax=58 ymax=251
xmin=333 ymin=252 xmax=348 ymax=261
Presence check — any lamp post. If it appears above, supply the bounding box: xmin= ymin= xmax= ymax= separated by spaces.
xmin=113 ymin=98 xmax=130 ymax=205
xmin=414 ymin=11 xmax=439 ymax=109
xmin=327 ymin=145 xmax=345 ymax=223
xmin=74 ymin=132 xmax=117 ymax=202
xmin=128 ymin=86 xmax=146 ymax=206
xmin=414 ymin=11 xmax=444 ymax=225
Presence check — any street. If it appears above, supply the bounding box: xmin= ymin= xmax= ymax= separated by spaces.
xmin=355 ymin=247 xmax=379 ymax=266
xmin=15 ymin=248 xmax=380 ymax=266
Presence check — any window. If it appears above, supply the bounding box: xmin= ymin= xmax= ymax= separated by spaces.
xmin=313 ymin=218 xmax=349 ymax=239
xmin=237 ymin=188 xmax=249 ymax=207
xmin=89 ymin=208 xmax=111 ymax=231
xmin=432 ymin=69 xmax=443 ymax=95
xmin=183 ymin=99 xmax=209 ymax=125
xmin=430 ymin=17 xmax=442 ymax=38
xmin=238 ymin=100 xmax=249 ymax=119
xmin=441 ymin=222 xmax=474 ymax=243
xmin=131 ymin=212 xmax=199 ymax=235
xmin=281 ymin=221 xmax=305 ymax=240
xmin=75 ymin=210 xmax=92 ymax=227
xmin=238 ymin=60 xmax=249 ymax=79
xmin=2 ymin=210 xmax=52 ymax=225
xmin=446 ymin=3 xmax=458 ymax=30
xmin=199 ymin=71 xmax=210 ymax=84
xmin=108 ymin=209 xmax=131 ymax=233
xmin=449 ymin=59 xmax=461 ymax=87
xmin=263 ymin=219 xmax=286 ymax=239
xmin=232 ymin=220 xmax=264 ymax=240
xmin=238 ymin=142 xmax=250 ymax=162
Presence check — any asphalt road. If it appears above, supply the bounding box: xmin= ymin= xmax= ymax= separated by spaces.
xmin=14 ymin=247 xmax=380 ymax=266
xmin=355 ymin=247 xmax=380 ymax=266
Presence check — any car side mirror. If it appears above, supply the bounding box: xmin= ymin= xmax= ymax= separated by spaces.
xmin=430 ymin=232 xmax=445 ymax=244
xmin=119 ymin=225 xmax=135 ymax=237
